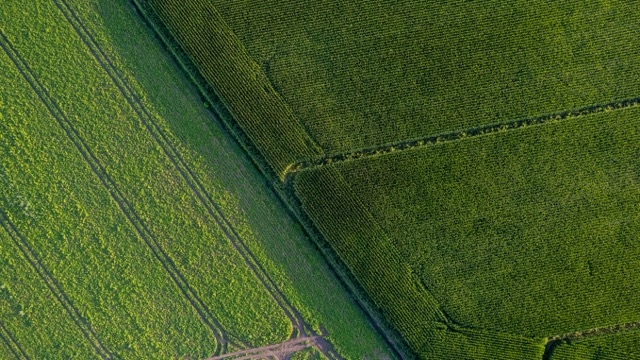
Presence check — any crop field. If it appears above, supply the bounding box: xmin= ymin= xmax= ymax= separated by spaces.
xmin=136 ymin=0 xmax=640 ymax=358
xmin=0 ymin=0 xmax=389 ymax=359
xmin=202 ymin=0 xmax=639 ymax=155
xmin=549 ymin=331 xmax=640 ymax=360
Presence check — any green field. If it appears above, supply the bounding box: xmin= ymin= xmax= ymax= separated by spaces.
xmin=135 ymin=0 xmax=640 ymax=358
xmin=207 ymin=0 xmax=639 ymax=155
xmin=549 ymin=331 xmax=640 ymax=360
xmin=0 ymin=0 xmax=389 ymax=358
xmin=295 ymin=107 xmax=640 ymax=357
xmin=3 ymin=0 xmax=639 ymax=359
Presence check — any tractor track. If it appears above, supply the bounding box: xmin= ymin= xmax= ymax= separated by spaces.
xmin=54 ymin=0 xmax=307 ymax=338
xmin=0 ymin=322 xmax=30 ymax=360
xmin=54 ymin=3 xmax=344 ymax=359
xmin=0 ymin=28 xmax=233 ymax=356
xmin=0 ymin=208 xmax=111 ymax=359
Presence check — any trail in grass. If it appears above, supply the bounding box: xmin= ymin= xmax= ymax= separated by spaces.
xmin=0 ymin=322 xmax=29 ymax=360
xmin=0 ymin=210 xmax=111 ymax=359
xmin=0 ymin=27 xmax=232 ymax=356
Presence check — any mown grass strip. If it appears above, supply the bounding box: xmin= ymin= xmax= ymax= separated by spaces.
xmin=0 ymin=28 xmax=230 ymax=356
xmin=140 ymin=0 xmax=323 ymax=178
xmin=55 ymin=0 xmax=309 ymax=341
xmin=0 ymin=210 xmax=112 ymax=359
xmin=0 ymin=322 xmax=29 ymax=360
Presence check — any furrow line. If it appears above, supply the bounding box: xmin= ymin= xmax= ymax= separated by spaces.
xmin=543 ymin=321 xmax=640 ymax=360
xmin=0 ymin=209 xmax=111 ymax=359
xmin=287 ymin=95 xmax=640 ymax=178
xmin=0 ymin=27 xmax=230 ymax=356
xmin=54 ymin=0 xmax=311 ymax=340
xmin=0 ymin=322 xmax=29 ymax=360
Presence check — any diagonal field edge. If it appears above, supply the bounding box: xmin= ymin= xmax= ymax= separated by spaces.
xmin=287 ymin=95 xmax=640 ymax=179
xmin=543 ymin=321 xmax=640 ymax=360
xmin=0 ymin=322 xmax=30 ymax=360
xmin=0 ymin=28 xmax=230 ymax=356
xmin=0 ymin=209 xmax=111 ymax=360
xmin=53 ymin=0 xmax=305 ymax=339
xmin=127 ymin=1 xmax=408 ymax=358
xmin=52 ymin=2 xmax=343 ymax=358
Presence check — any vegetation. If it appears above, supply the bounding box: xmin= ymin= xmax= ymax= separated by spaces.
xmin=549 ymin=331 xmax=640 ymax=360
xmin=295 ymin=107 xmax=640 ymax=357
xmin=0 ymin=0 xmax=390 ymax=358
xmin=139 ymin=0 xmax=322 ymax=178
xmin=208 ymin=0 xmax=640 ymax=154
xmin=138 ymin=0 xmax=640 ymax=358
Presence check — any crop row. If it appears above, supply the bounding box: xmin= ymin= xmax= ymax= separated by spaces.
xmin=293 ymin=166 xmax=443 ymax=353
xmin=293 ymin=166 xmax=547 ymax=359
xmin=141 ymin=0 xmax=322 ymax=178
xmin=206 ymin=0 xmax=640 ymax=154
xmin=303 ymin=107 xmax=640 ymax=358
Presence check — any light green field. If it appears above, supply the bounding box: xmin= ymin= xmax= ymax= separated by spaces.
xmin=0 ymin=0 xmax=389 ymax=358
xmin=0 ymin=228 xmax=96 ymax=359
xmin=550 ymin=332 xmax=640 ymax=360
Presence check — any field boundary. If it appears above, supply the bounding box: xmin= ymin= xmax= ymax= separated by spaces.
xmin=0 ymin=322 xmax=30 ymax=360
xmin=0 ymin=28 xmax=233 ymax=356
xmin=286 ymin=95 xmax=640 ymax=179
xmin=128 ymin=1 xmax=413 ymax=358
xmin=543 ymin=321 xmax=640 ymax=360
xmin=0 ymin=208 xmax=111 ymax=359
xmin=54 ymin=0 xmax=326 ymax=348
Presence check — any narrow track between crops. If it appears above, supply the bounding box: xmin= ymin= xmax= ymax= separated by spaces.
xmin=0 ymin=207 xmax=112 ymax=359
xmin=286 ymin=95 xmax=640 ymax=180
xmin=542 ymin=321 xmax=640 ymax=360
xmin=53 ymin=3 xmax=345 ymax=359
xmin=0 ymin=28 xmax=235 ymax=356
xmin=0 ymin=322 xmax=30 ymax=360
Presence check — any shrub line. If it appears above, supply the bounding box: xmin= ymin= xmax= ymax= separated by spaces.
xmin=543 ymin=321 xmax=640 ymax=360
xmin=286 ymin=95 xmax=640 ymax=179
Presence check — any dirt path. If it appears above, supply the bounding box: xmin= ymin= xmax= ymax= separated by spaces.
xmin=206 ymin=336 xmax=326 ymax=360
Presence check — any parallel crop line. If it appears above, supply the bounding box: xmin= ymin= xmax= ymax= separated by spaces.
xmin=0 ymin=208 xmax=111 ymax=359
xmin=55 ymin=0 xmax=316 ymax=343
xmin=287 ymin=95 xmax=640 ymax=178
xmin=0 ymin=322 xmax=30 ymax=360
xmin=0 ymin=27 xmax=229 ymax=356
